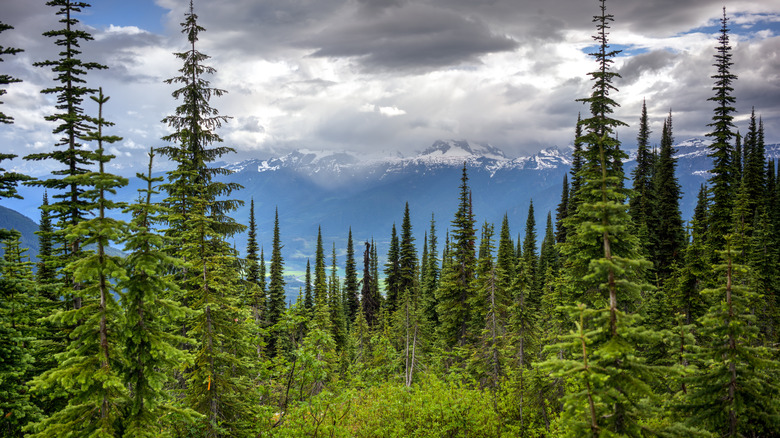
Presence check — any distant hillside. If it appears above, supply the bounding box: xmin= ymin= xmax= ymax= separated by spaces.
xmin=0 ymin=204 xmax=40 ymax=261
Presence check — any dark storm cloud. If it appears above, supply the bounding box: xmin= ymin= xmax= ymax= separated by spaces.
xmin=617 ymin=50 xmax=680 ymax=84
xmin=304 ymin=3 xmax=518 ymax=72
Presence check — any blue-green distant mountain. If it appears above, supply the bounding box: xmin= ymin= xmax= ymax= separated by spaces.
xmin=0 ymin=204 xmax=39 ymax=261
xmin=3 ymin=138 xmax=778 ymax=302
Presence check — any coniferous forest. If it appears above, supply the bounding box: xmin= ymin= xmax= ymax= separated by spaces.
xmin=1 ymin=0 xmax=780 ymax=437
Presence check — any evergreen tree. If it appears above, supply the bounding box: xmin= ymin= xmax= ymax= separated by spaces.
xmin=120 ymin=152 xmax=195 ymax=437
xmin=156 ymin=2 xmax=254 ymax=433
xmin=361 ymin=241 xmax=379 ymax=327
xmin=743 ymin=108 xmax=765 ymax=219
xmin=24 ymin=0 xmax=107 ymax=268
xmin=522 ymin=200 xmax=539 ymax=295
xmin=267 ymin=208 xmax=286 ymax=351
xmin=398 ymin=203 xmax=418 ymax=302
xmin=629 ymin=98 xmax=654 ymax=238
xmin=495 ymin=214 xmax=515 ymax=308
xmin=653 ymin=111 xmax=685 ymax=282
xmin=245 ymin=199 xmax=265 ymax=324
xmin=538 ymin=211 xmax=558 ymax=282
xmin=304 ymin=259 xmax=313 ymax=311
xmin=384 ymin=223 xmax=401 ymax=312
xmin=555 ymin=174 xmax=569 ymax=244
xmin=0 ymin=233 xmax=42 ymax=435
xmin=35 ymin=192 xmax=57 ymax=285
xmin=328 ymin=243 xmax=346 ymax=351
xmin=344 ymin=228 xmax=359 ymax=324
xmin=706 ymin=7 xmax=738 ymax=252
xmin=436 ymin=165 xmax=477 ymax=348
xmin=569 ymin=112 xmax=585 ymax=214
xmin=28 ymin=89 xmax=128 ymax=437
xmin=314 ymin=227 xmax=328 ymax=309
xmin=420 ymin=215 xmax=439 ymax=330
xmin=0 ymin=20 xmax=23 ymax=125
xmin=682 ymin=235 xmax=780 ymax=436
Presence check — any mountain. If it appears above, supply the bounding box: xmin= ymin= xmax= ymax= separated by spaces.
xmin=0 ymin=205 xmax=40 ymax=261
xmin=3 ymin=138 xmax=779 ymax=301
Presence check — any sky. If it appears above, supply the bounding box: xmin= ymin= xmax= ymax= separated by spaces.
xmin=1 ymin=0 xmax=780 ymax=176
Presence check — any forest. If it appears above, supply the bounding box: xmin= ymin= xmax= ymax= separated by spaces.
xmin=1 ymin=0 xmax=779 ymax=437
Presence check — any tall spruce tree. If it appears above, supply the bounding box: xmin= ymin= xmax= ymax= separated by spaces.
xmin=436 ymin=165 xmax=477 ymax=348
xmin=25 ymin=0 xmax=107 ymax=269
xmin=398 ymin=203 xmax=418 ymax=303
xmin=120 ymin=152 xmax=195 ymax=437
xmin=344 ymin=228 xmax=359 ymax=325
xmin=267 ymin=208 xmax=286 ymax=351
xmin=705 ymin=8 xmax=738 ymax=253
xmin=652 ymin=111 xmax=685 ymax=282
xmin=384 ymin=223 xmax=401 ymax=312
xmin=28 ymin=89 xmax=128 ymax=437
xmin=629 ymin=99 xmax=654 ymax=250
xmin=0 ymin=21 xmax=23 ymax=125
xmin=555 ymin=175 xmax=569 ymax=244
xmin=157 ymin=2 xmax=254 ymax=433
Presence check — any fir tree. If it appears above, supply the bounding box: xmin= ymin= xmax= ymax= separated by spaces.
xmin=420 ymin=215 xmax=439 ymax=330
xmin=267 ymin=208 xmax=286 ymax=352
xmin=314 ymin=227 xmax=328 ymax=309
xmin=569 ymin=112 xmax=585 ymax=214
xmin=653 ymin=111 xmax=685 ymax=282
xmin=361 ymin=241 xmax=379 ymax=327
xmin=384 ymin=223 xmax=401 ymax=312
xmin=28 ymin=88 xmax=128 ymax=437
xmin=24 ymin=0 xmax=107 ymax=267
xmin=398 ymin=203 xmax=418 ymax=302
xmin=245 ymin=199 xmax=265 ymax=323
xmin=344 ymin=228 xmax=359 ymax=325
xmin=436 ymin=165 xmax=477 ymax=348
xmin=743 ymin=108 xmax=765 ymax=219
xmin=682 ymin=235 xmax=780 ymax=436
xmin=629 ymin=98 xmax=654 ymax=238
xmin=304 ymin=259 xmax=313 ymax=311
xmin=0 ymin=20 xmax=23 ymax=125
xmin=0 ymin=231 xmax=42 ymax=436
xmin=495 ymin=214 xmax=516 ymax=309
xmin=35 ymin=192 xmax=57 ymax=285
xmin=706 ymin=8 xmax=738 ymax=252
xmin=328 ymin=243 xmax=346 ymax=351
xmin=157 ymin=2 xmax=254 ymax=433
xmin=522 ymin=200 xmax=539 ymax=296
xmin=555 ymin=175 xmax=569 ymax=244
xmin=120 ymin=151 xmax=195 ymax=437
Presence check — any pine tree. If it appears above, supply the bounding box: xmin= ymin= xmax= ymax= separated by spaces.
xmin=120 ymin=152 xmax=195 ymax=437
xmin=314 ymin=227 xmax=328 ymax=310
xmin=304 ymin=259 xmax=313 ymax=311
xmin=361 ymin=241 xmax=379 ymax=327
xmin=384 ymin=223 xmax=401 ymax=312
xmin=28 ymin=89 xmax=128 ymax=437
xmin=35 ymin=192 xmax=57 ymax=286
xmin=420 ymin=215 xmax=439 ymax=331
xmin=569 ymin=112 xmax=585 ymax=215
xmin=653 ymin=111 xmax=685 ymax=282
xmin=436 ymin=165 xmax=477 ymax=348
xmin=629 ymin=99 xmax=654 ymax=239
xmin=743 ymin=108 xmax=765 ymax=220
xmin=0 ymin=20 xmax=23 ymax=125
xmin=245 ymin=199 xmax=265 ymax=324
xmin=157 ymin=2 xmax=254 ymax=433
xmin=327 ymin=242 xmax=346 ymax=352
xmin=344 ymin=228 xmax=359 ymax=325
xmin=267 ymin=208 xmax=286 ymax=352
xmin=522 ymin=200 xmax=539 ymax=296
xmin=24 ymin=0 xmax=107 ymax=269
xmin=398 ymin=203 xmax=418 ymax=303
xmin=0 ymin=231 xmax=42 ymax=436
xmin=555 ymin=175 xmax=569 ymax=244
xmin=682 ymin=234 xmax=780 ymax=436
xmin=495 ymin=214 xmax=515 ymax=309
xmin=706 ymin=7 xmax=738 ymax=253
